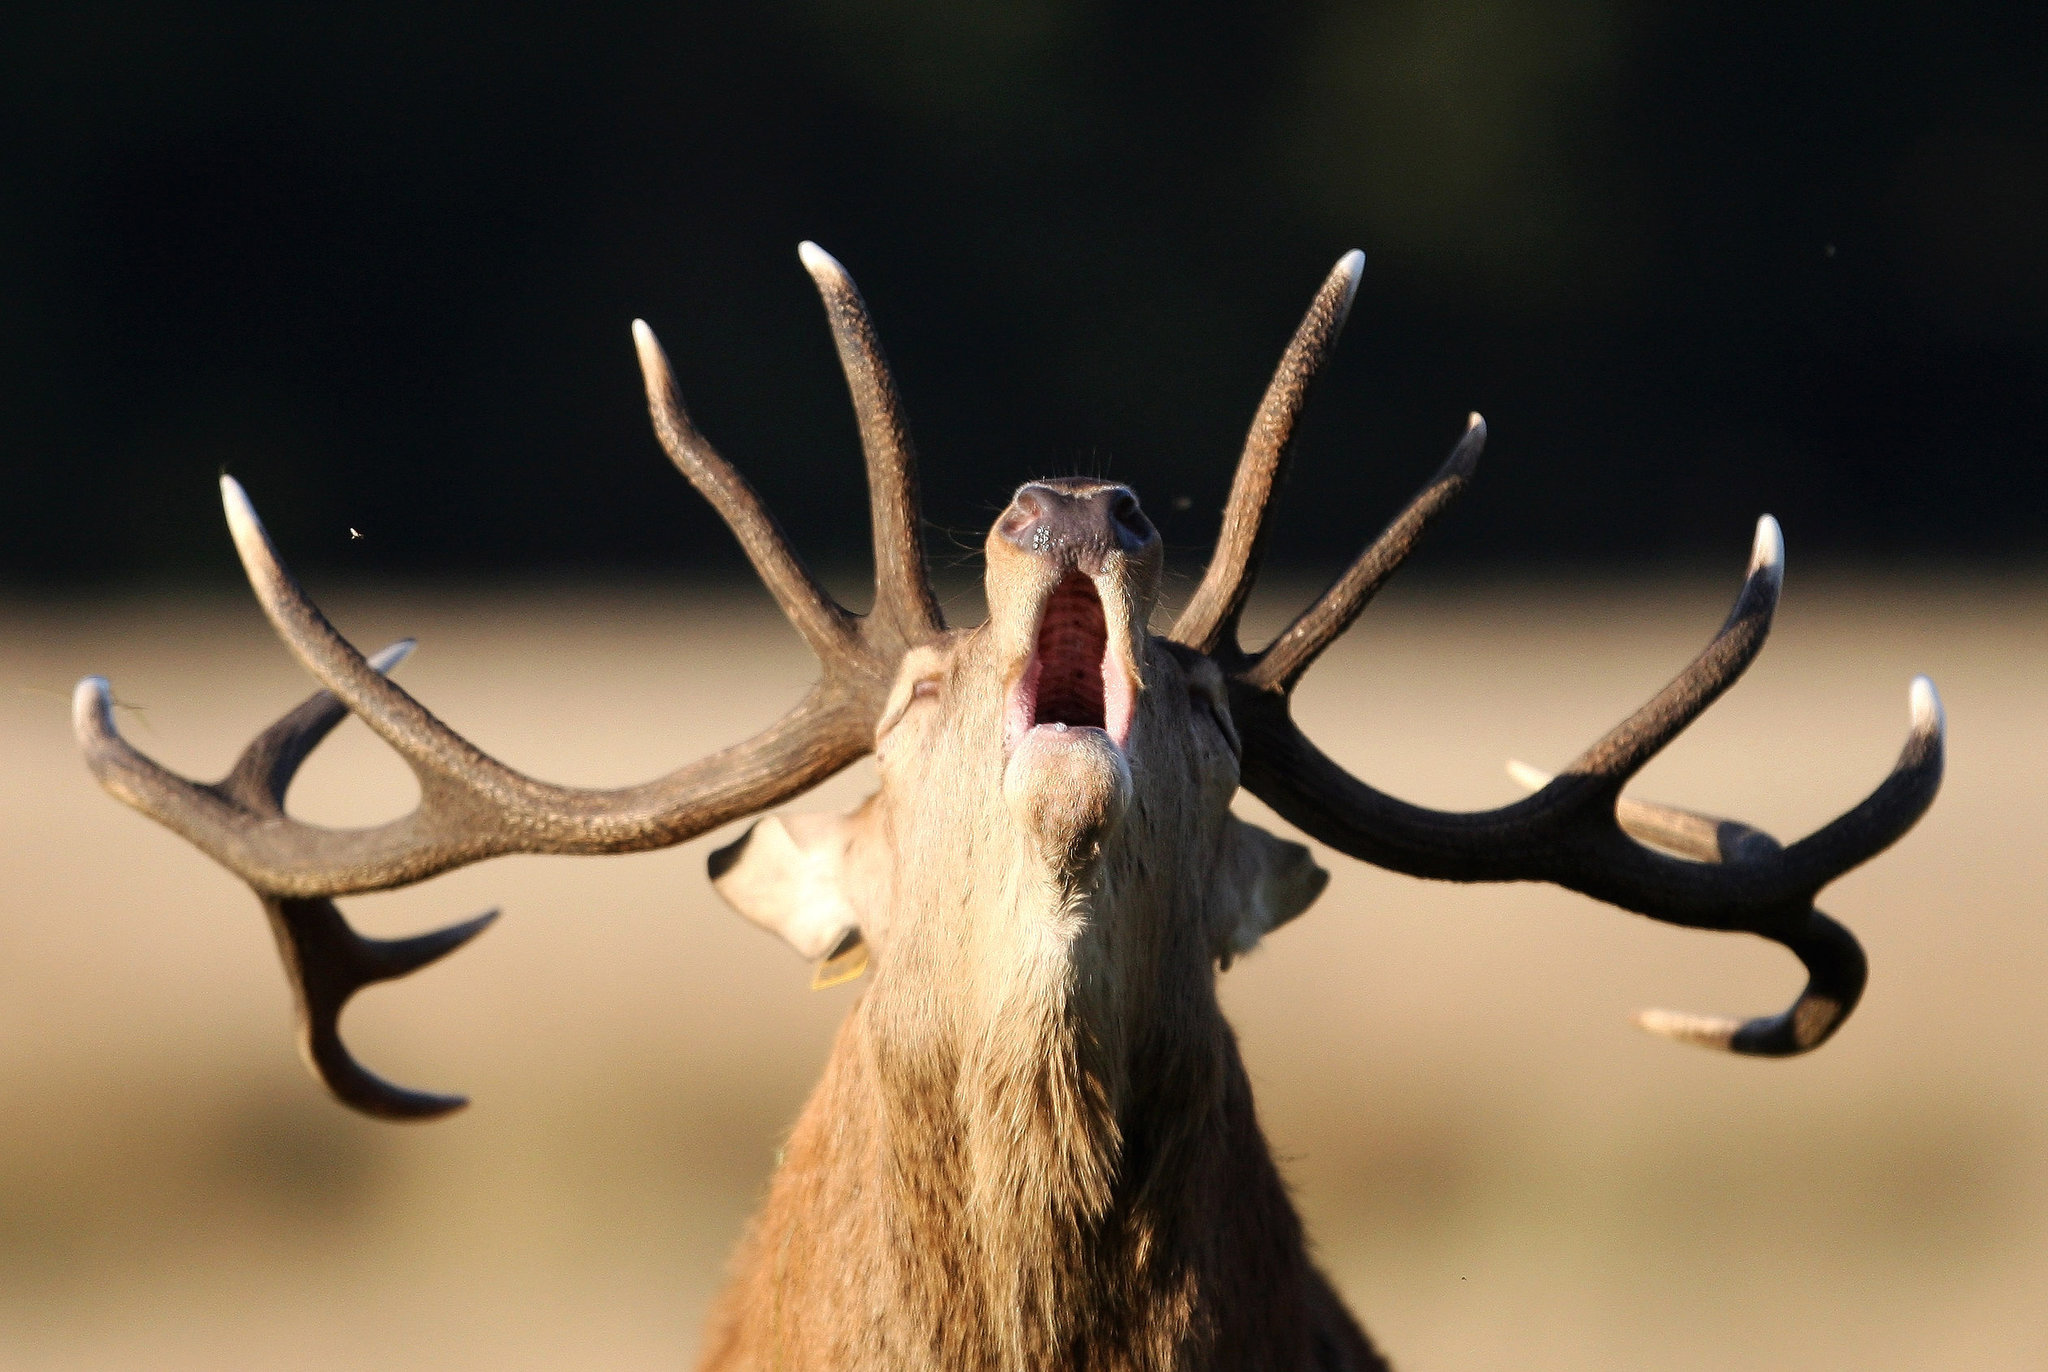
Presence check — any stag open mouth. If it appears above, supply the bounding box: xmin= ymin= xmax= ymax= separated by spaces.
xmin=1006 ymin=572 xmax=1135 ymax=754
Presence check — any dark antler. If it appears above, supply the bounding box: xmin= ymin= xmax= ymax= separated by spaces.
xmin=75 ymin=243 xmax=938 ymax=1114
xmin=1181 ymin=255 xmax=1945 ymax=1055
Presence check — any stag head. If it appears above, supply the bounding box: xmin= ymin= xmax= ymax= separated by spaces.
xmin=75 ymin=244 xmax=1944 ymax=1127
xmin=714 ymin=469 xmax=1326 ymax=1073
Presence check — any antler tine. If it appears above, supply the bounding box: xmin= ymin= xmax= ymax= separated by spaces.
xmin=798 ymin=242 xmax=945 ymax=651
xmin=1634 ymin=909 xmax=1868 ymax=1056
xmin=76 ymin=674 xmax=250 ymax=854
xmin=232 ymin=645 xmax=502 ymax=1114
xmin=266 ymin=895 xmax=499 ymax=1119
xmin=1775 ymin=675 xmax=1946 ymax=891
xmin=72 ymin=639 xmax=420 ymax=866
xmin=1173 ymin=250 xmax=1365 ymax=656
xmin=221 ymin=477 xmax=517 ymax=785
xmin=1505 ymin=760 xmax=1782 ymax=865
xmin=633 ymin=320 xmax=861 ymax=671
xmin=1246 ymin=414 xmax=1485 ymax=693
xmin=1559 ymin=516 xmax=1784 ymax=796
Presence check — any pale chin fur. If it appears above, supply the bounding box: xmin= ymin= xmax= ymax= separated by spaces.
xmin=1003 ymin=725 xmax=1134 ymax=861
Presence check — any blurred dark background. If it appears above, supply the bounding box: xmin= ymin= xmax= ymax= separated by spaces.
xmin=5 ymin=0 xmax=2043 ymax=587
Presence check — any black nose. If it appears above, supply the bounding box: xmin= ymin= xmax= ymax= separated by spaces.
xmin=996 ymin=480 xmax=1156 ymax=570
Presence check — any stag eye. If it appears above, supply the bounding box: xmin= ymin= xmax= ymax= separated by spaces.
xmin=875 ymin=663 xmax=948 ymax=748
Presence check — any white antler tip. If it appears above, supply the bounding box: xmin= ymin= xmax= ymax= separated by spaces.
xmin=216 ymin=477 xmax=290 ymax=596
xmin=1909 ymin=675 xmax=1943 ymax=734
xmin=219 ymin=476 xmax=262 ymax=542
xmin=1330 ymin=250 xmax=1366 ymax=314
xmin=1444 ymin=412 xmax=1487 ymax=475
xmin=1633 ymin=1007 xmax=1739 ymax=1050
xmin=630 ymin=318 xmax=669 ymax=370
xmin=631 ymin=321 xmax=664 ymax=367
xmin=367 ymin=639 xmax=417 ymax=674
xmin=797 ymin=240 xmax=842 ymax=278
xmin=1749 ymin=515 xmax=1784 ymax=579
xmin=72 ymin=676 xmax=115 ymax=738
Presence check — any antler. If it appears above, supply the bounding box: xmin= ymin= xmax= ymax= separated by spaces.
xmin=1181 ymin=255 xmax=1945 ymax=1056
xmin=75 ymin=243 xmax=939 ymax=1115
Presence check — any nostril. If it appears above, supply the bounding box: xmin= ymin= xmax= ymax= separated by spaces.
xmin=998 ymin=487 xmax=1054 ymax=546
xmin=1109 ymin=491 xmax=1153 ymax=550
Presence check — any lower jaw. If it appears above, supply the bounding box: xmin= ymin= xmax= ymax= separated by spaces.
xmin=1003 ymin=726 xmax=1134 ymax=856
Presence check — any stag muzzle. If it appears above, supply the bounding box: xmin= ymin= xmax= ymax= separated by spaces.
xmin=984 ymin=479 xmax=1162 ymax=851
xmin=995 ymin=480 xmax=1157 ymax=572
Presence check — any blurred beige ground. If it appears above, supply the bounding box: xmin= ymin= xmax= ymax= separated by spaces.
xmin=3 ymin=573 xmax=2043 ymax=1370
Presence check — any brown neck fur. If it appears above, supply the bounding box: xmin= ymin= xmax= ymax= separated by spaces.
xmin=695 ymin=869 xmax=1385 ymax=1371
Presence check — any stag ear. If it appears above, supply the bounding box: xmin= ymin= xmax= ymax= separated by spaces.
xmin=1215 ymin=817 xmax=1329 ymax=967
xmin=710 ymin=812 xmax=868 ymax=981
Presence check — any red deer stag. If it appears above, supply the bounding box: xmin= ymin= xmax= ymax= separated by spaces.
xmin=75 ymin=245 xmax=1944 ymax=1370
